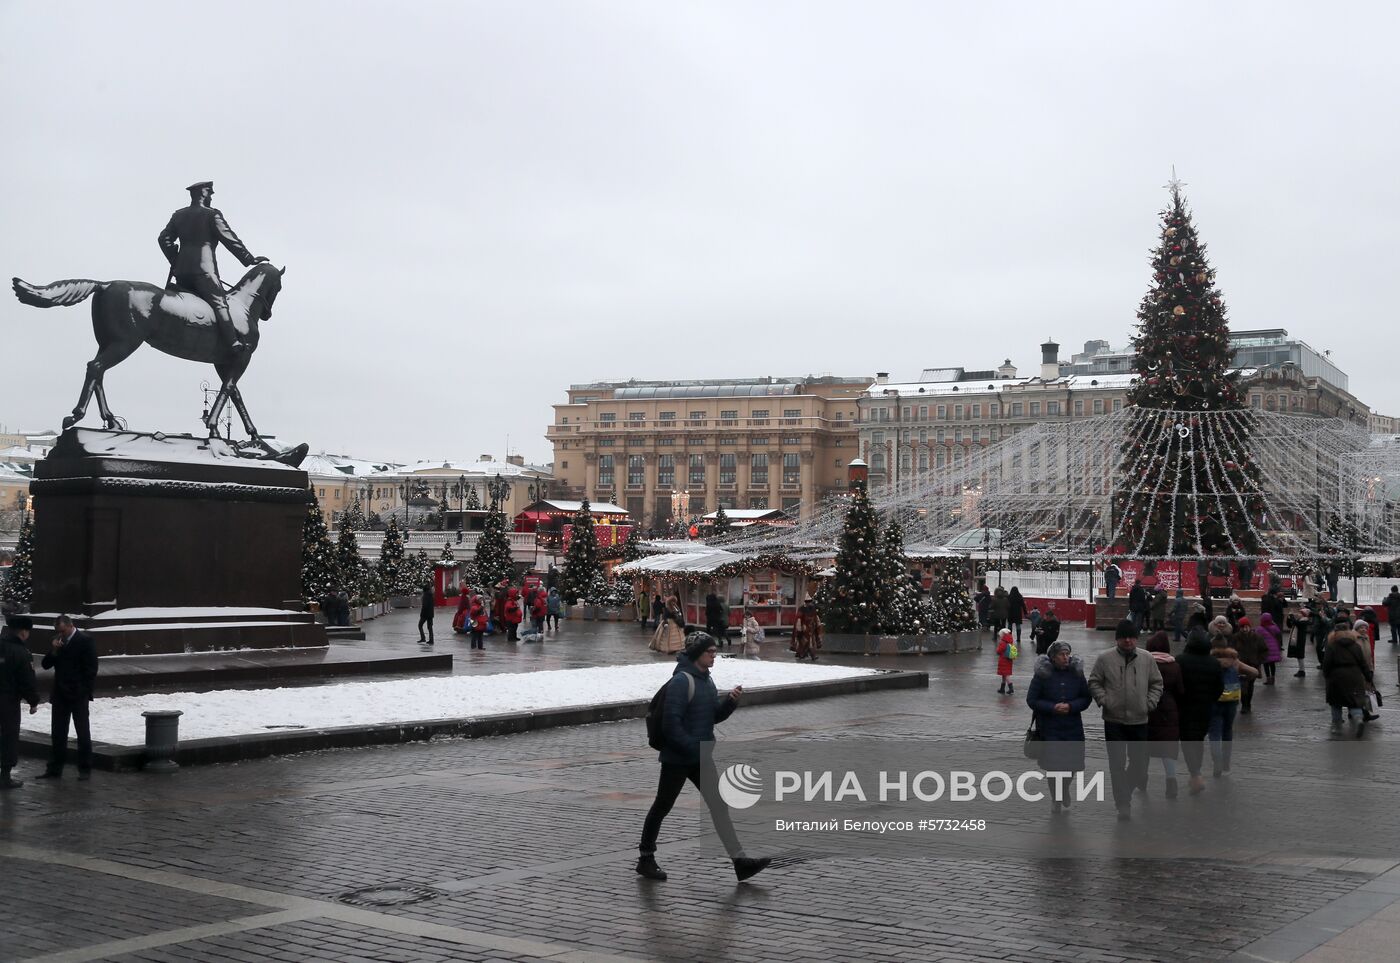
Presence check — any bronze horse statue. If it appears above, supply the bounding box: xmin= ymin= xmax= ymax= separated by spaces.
xmin=12 ymin=262 xmax=286 ymax=453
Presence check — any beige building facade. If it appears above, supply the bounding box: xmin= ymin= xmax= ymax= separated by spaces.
xmin=548 ymin=377 xmax=871 ymax=527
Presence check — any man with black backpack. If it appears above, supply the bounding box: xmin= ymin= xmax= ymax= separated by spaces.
xmin=638 ymin=632 xmax=770 ymax=883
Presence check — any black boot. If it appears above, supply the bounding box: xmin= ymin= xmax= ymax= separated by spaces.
xmin=734 ymin=856 xmax=771 ymax=881
xmin=635 ymin=856 xmax=667 ymax=881
xmin=1165 ymin=777 xmax=1178 ymax=799
xmin=998 ymin=683 xmax=1006 ymax=694
xmin=0 ymin=770 xmax=21 ymax=789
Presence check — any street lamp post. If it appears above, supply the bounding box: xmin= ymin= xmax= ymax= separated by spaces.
xmin=487 ymin=473 xmax=509 ymax=512
xmin=399 ymin=481 xmax=411 ymax=530
xmin=360 ymin=480 xmax=374 ymax=527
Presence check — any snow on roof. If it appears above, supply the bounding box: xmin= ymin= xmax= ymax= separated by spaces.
xmin=539 ymin=499 xmax=628 ymax=515
xmin=0 ymin=463 xmax=29 ymax=482
xmin=397 ymin=459 xmax=548 ymax=478
xmin=0 ymin=445 xmax=44 ymax=461
xmin=616 ymin=550 xmax=745 ymax=574
xmin=869 ymin=373 xmax=1139 ymax=398
xmin=702 ymin=509 xmax=789 ymax=520
xmin=639 ymin=539 xmax=713 ymax=553
xmin=904 ymin=542 xmax=962 ymax=559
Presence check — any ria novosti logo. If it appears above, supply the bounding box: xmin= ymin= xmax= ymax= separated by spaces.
xmin=717 ymin=763 xmax=764 ymax=809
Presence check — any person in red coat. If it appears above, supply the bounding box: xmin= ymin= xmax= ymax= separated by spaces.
xmin=467 ymin=596 xmax=488 ymax=650
xmin=530 ymin=590 xmax=547 ymax=634
xmin=503 ymin=588 xmax=524 ymax=642
xmin=996 ymin=628 xmax=1018 ymax=695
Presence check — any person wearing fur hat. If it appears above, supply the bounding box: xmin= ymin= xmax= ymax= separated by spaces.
xmin=1088 ymin=619 xmax=1163 ymax=820
xmin=995 ymin=628 xmax=1018 ymax=695
xmin=1025 ymin=640 xmax=1091 ymax=813
xmin=1144 ymin=631 xmax=1185 ymax=798
xmin=637 ymin=632 xmax=770 ymax=883
xmin=1 ymin=615 xmax=41 ymax=789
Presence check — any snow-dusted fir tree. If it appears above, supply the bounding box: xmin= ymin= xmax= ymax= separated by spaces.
xmin=463 ymin=486 xmax=481 ymax=511
xmin=440 ymin=542 xmax=456 ymax=563
xmin=474 ymin=504 xmax=515 ymax=588
xmin=412 ymin=550 xmax=434 ymax=589
xmin=560 ymin=500 xmax=604 ymax=604
xmin=821 ymin=482 xmax=884 ymax=634
xmin=926 ymin=562 xmax=977 ymax=634
xmin=301 ymin=493 xmax=338 ymax=602
xmin=879 ymin=518 xmax=923 ymax=634
xmin=334 ymin=507 xmax=367 ymax=601
xmin=712 ymin=505 xmax=732 ymax=536
xmin=1 ymin=513 xmax=34 ymax=609
xmin=341 ymin=498 xmax=367 ymax=533
xmin=1116 ymin=180 xmax=1265 ymax=557
xmin=376 ymin=516 xmax=409 ymax=596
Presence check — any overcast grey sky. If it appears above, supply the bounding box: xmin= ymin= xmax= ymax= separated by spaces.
xmin=3 ymin=1 xmax=1397 ymax=464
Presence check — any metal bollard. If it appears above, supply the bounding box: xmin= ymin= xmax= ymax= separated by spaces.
xmin=142 ymin=709 xmax=183 ymax=772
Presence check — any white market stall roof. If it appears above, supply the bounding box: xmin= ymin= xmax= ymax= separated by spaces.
xmin=905 ymin=542 xmax=963 ymax=560
xmin=616 ymin=550 xmax=744 ymax=575
xmin=702 ymin=509 xmax=791 ymax=521
xmin=639 ymin=539 xmax=713 ymax=554
xmin=534 ymin=499 xmax=629 ymax=516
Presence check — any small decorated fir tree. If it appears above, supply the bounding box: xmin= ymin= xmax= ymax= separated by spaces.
xmin=712 ymin=505 xmax=733 ymax=536
xmin=926 ymin=563 xmax=977 ymax=635
xmin=879 ymin=518 xmax=923 ymax=634
xmin=1 ymin=513 xmax=35 ymax=609
xmin=376 ymin=516 xmax=409 ymax=596
xmin=440 ymin=542 xmax=456 ymax=563
xmin=821 ymin=482 xmax=884 ymax=634
xmin=463 ymin=486 xmax=481 ymax=511
xmin=474 ymin=504 xmax=515 ymax=588
xmin=301 ymin=492 xmax=338 ymax=602
xmin=560 ymin=500 xmax=604 ymax=604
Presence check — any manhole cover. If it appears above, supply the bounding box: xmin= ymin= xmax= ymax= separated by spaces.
xmin=336 ymin=884 xmax=444 ymax=907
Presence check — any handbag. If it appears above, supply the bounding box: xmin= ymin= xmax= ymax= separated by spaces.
xmin=1022 ymin=717 xmax=1043 ymax=760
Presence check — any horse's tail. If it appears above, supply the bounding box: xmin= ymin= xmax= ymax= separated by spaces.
xmin=11 ymin=277 xmax=104 ymax=308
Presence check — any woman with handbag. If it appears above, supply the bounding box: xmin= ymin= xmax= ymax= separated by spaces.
xmin=1025 ymin=640 xmax=1091 ymax=814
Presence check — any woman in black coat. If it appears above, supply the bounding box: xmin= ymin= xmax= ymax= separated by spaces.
xmin=1322 ymin=629 xmax=1373 ymax=733
xmin=1175 ymin=628 xmax=1224 ymax=795
xmin=1145 ymin=631 xmax=1185 ymax=798
xmin=1034 ymin=610 xmax=1061 ymax=655
xmin=1026 ymin=641 xmax=1092 ymax=813
xmin=1007 ymin=587 xmax=1027 ymax=643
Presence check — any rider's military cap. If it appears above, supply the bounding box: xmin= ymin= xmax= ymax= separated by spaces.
xmin=186 ymin=180 xmax=214 ymax=192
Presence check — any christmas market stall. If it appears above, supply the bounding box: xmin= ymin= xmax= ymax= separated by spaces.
xmin=614 ymin=550 xmax=814 ymax=633
xmin=514 ymin=499 xmax=631 ymax=555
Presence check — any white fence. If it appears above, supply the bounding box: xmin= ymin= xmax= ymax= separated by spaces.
xmin=982 ymin=571 xmax=1092 ymax=601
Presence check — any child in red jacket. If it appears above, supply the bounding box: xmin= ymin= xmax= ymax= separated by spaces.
xmin=996 ymin=628 xmax=1019 ymax=695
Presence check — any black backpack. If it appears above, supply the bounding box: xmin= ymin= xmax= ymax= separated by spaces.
xmin=646 ymin=673 xmax=695 ymax=750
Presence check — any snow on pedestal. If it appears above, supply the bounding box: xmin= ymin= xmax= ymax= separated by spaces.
xmin=22 ymin=659 xmax=879 ymax=747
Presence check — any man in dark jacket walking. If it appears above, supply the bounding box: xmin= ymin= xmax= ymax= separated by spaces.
xmin=38 ymin=615 xmax=98 ymax=780
xmin=704 ymin=587 xmax=728 ymax=647
xmin=418 ymin=584 xmax=435 ymax=644
xmin=1384 ymin=586 xmax=1400 ymax=645
xmin=1 ymin=616 xmax=41 ymax=788
xmin=637 ymin=632 xmax=770 ymax=883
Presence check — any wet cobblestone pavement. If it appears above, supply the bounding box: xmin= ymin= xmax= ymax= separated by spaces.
xmin=4 ymin=614 xmax=1400 ymax=961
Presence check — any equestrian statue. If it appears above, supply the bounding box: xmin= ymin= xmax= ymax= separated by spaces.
xmin=11 ymin=180 xmax=301 ymax=462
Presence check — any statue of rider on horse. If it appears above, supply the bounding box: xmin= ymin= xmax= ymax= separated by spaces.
xmin=11 ymin=180 xmax=303 ymax=463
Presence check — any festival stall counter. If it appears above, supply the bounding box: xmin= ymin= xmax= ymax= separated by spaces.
xmin=615 ymin=550 xmax=814 ymax=632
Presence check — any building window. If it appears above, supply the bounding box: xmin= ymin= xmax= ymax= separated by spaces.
xmin=919 ymin=405 xmax=928 ymax=419
xmin=317 ymin=488 xmax=325 ymax=497
xmin=750 ymin=436 xmax=769 ymax=445
xmin=937 ymin=405 xmax=947 ymax=419
xmin=936 ymin=428 xmax=945 ymax=442
xmin=334 ymin=490 xmax=341 ymax=500
xmin=971 ymin=404 xmax=981 ymax=418
xmin=751 ymin=409 xmax=769 ymax=422
xmin=872 ymin=431 xmax=884 ymax=445
xmin=903 ymin=407 xmax=911 ymax=419
xmin=954 ymin=428 xmax=963 ymax=443
xmin=561 ymin=461 xmax=569 ymax=469
xmin=834 ymin=438 xmax=843 ymax=446
xmin=782 ymin=436 xmax=800 ymax=444
xmin=936 ymin=450 xmax=946 ymax=468
xmin=1113 ymin=399 xmax=1123 ymax=411
xmin=1046 ymin=401 xmax=1060 ymax=415
xmin=1093 ymin=399 xmax=1104 ymax=414
xmin=901 ymin=453 xmax=912 ymax=471
xmin=598 ymin=436 xmax=615 ymax=447
xmin=751 ymin=496 xmax=768 ymax=509
xmin=1030 ymin=403 xmax=1041 ymax=416
xmin=1074 ymin=400 xmax=1084 ymax=415
xmin=720 ymin=410 xmax=738 ymax=423
xmin=954 ymin=404 xmax=964 ymax=419
xmin=989 ymin=403 xmax=999 ymax=416
xmin=627 ymin=455 xmax=644 ymax=486
xmin=659 ymin=411 xmax=676 ymax=424
xmin=919 ymin=429 xmax=927 ymax=443
xmin=331 ymin=511 xmax=340 ymax=522
xmin=918 ymin=450 xmax=929 ymax=470
xmin=751 ymin=453 xmax=769 ymax=485
xmin=658 ymin=455 xmax=674 ymax=487
xmin=719 ymin=436 xmax=737 ymax=445
xmin=720 ymin=454 xmax=736 ymax=484
xmin=689 ymin=454 xmax=705 ymax=487
xmin=628 ymin=411 xmax=645 ymax=422
xmin=783 ymin=453 xmax=801 ymax=485
xmin=656 ymin=437 xmax=674 ymax=446
xmin=598 ymin=455 xmax=614 ymax=486
xmin=873 ymin=450 xmax=888 ymax=470
xmin=599 ymin=412 xmax=615 ymax=423
xmin=782 ymin=408 xmax=802 ymax=424
xmin=688 ymin=435 xmax=707 ymax=446
xmin=1011 ymin=403 xmax=1023 ymax=416
xmin=689 ymin=410 xmax=705 ymax=422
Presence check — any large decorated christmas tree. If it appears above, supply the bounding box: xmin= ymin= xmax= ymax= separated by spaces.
xmin=474 ymin=503 xmax=515 ymax=588
xmin=1 ymin=513 xmax=34 ymax=609
xmin=559 ymin=500 xmax=604 ymax=604
xmin=821 ymin=482 xmax=884 ymax=634
xmin=301 ymin=493 xmax=338 ymax=602
xmin=1115 ymin=180 xmax=1266 ymax=557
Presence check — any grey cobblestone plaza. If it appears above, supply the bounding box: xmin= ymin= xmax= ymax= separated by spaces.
xmin=3 ymin=615 xmax=1400 ymax=962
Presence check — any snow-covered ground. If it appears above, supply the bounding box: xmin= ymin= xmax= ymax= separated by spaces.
xmin=22 ymin=658 xmax=879 ymax=747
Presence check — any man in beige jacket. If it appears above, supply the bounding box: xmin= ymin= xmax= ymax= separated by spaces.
xmin=1088 ymin=619 xmax=1163 ymax=821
